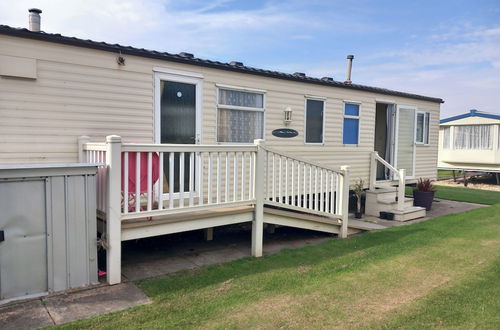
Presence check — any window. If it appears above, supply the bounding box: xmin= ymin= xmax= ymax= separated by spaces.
xmin=498 ymin=125 xmax=500 ymax=150
xmin=442 ymin=126 xmax=451 ymax=149
xmin=453 ymin=125 xmax=492 ymax=150
xmin=343 ymin=103 xmax=360 ymax=145
xmin=217 ymin=87 xmax=264 ymax=143
xmin=416 ymin=111 xmax=430 ymax=144
xmin=305 ymin=99 xmax=324 ymax=144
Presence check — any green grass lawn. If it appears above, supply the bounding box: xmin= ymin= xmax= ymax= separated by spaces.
xmin=58 ymin=204 xmax=500 ymax=329
xmin=406 ymin=185 xmax=500 ymax=205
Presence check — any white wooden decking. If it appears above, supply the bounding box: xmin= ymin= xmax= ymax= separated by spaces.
xmin=81 ymin=135 xmax=352 ymax=285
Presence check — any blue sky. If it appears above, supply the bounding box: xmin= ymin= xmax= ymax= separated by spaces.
xmin=1 ymin=0 xmax=500 ymax=117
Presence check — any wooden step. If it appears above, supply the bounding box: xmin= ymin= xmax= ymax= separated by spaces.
xmin=263 ymin=207 xmax=364 ymax=235
xmin=264 ymin=207 xmax=340 ymax=225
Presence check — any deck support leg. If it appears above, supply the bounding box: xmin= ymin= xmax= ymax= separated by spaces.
xmin=496 ymin=173 xmax=500 ymax=185
xmin=463 ymin=170 xmax=468 ymax=187
xmin=452 ymin=170 xmax=456 ymax=182
xmin=106 ymin=135 xmax=122 ymax=285
xmin=252 ymin=139 xmax=265 ymax=257
xmin=204 ymin=228 xmax=214 ymax=241
xmin=338 ymin=165 xmax=350 ymax=238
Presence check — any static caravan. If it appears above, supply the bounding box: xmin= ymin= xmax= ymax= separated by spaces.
xmin=438 ymin=109 xmax=500 ymax=175
xmin=0 ymin=15 xmax=443 ymax=285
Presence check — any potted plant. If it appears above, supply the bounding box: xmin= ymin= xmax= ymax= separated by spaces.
xmin=352 ymin=178 xmax=365 ymax=218
xmin=413 ymin=178 xmax=436 ymax=211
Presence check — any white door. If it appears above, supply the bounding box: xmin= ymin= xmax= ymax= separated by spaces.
xmin=154 ymin=71 xmax=203 ymax=194
xmin=395 ymin=105 xmax=416 ymax=178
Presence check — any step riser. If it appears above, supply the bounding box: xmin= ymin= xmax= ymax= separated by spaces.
xmin=365 ymin=201 xmax=414 ymax=216
xmin=394 ymin=209 xmax=426 ymax=221
xmin=373 ymin=191 xmax=398 ymax=199
xmin=365 ymin=194 xmax=413 ymax=216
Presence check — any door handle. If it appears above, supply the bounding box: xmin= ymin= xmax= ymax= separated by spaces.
xmin=0 ymin=230 xmax=4 ymax=242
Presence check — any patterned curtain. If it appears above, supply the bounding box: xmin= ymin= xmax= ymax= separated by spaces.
xmin=218 ymin=109 xmax=263 ymax=143
xmin=219 ymin=89 xmax=263 ymax=108
xmin=453 ymin=125 xmax=492 ymax=150
xmin=442 ymin=127 xmax=450 ymax=149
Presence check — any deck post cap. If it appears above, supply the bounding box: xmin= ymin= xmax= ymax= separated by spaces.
xmin=253 ymin=139 xmax=265 ymax=146
xmin=106 ymin=135 xmax=122 ymax=143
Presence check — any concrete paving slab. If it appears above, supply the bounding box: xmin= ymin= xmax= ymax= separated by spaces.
xmin=121 ymin=227 xmax=334 ymax=280
xmin=43 ymin=282 xmax=150 ymax=325
xmin=0 ymin=299 xmax=53 ymax=330
xmin=356 ymin=198 xmax=485 ymax=228
xmin=348 ymin=219 xmax=387 ymax=230
xmin=122 ymin=256 xmax=197 ymax=281
xmin=182 ymin=246 xmax=249 ymax=267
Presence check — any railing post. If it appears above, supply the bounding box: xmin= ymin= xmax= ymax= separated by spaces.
xmin=339 ymin=165 xmax=350 ymax=238
xmin=106 ymin=135 xmax=122 ymax=285
xmin=78 ymin=136 xmax=90 ymax=163
xmin=369 ymin=151 xmax=377 ymax=191
xmin=252 ymin=139 xmax=265 ymax=257
xmin=397 ymin=168 xmax=406 ymax=211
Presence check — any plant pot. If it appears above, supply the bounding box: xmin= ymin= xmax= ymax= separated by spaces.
xmin=413 ymin=190 xmax=435 ymax=211
xmin=355 ymin=212 xmax=363 ymax=219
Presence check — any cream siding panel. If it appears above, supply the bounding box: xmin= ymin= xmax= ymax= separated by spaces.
xmin=0 ymin=55 xmax=37 ymax=79
xmin=0 ymin=35 xmax=441 ymax=182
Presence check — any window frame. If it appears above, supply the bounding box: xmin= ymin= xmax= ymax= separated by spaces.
xmin=415 ymin=110 xmax=431 ymax=145
xmin=215 ymin=84 xmax=266 ymax=145
xmin=304 ymin=96 xmax=326 ymax=145
xmin=342 ymin=101 xmax=361 ymax=146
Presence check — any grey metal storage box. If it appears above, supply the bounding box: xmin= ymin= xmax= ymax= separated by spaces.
xmin=0 ymin=164 xmax=99 ymax=302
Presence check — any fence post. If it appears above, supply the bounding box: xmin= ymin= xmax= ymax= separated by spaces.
xmin=369 ymin=152 xmax=377 ymax=191
xmin=106 ymin=135 xmax=122 ymax=285
xmin=339 ymin=165 xmax=350 ymax=238
xmin=78 ymin=136 xmax=90 ymax=163
xmin=252 ymin=139 xmax=265 ymax=257
xmin=397 ymin=168 xmax=406 ymax=211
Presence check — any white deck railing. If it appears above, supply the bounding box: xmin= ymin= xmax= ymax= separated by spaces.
xmin=369 ymin=151 xmax=406 ymax=211
xmin=263 ymin=147 xmax=346 ymax=219
xmin=78 ymin=135 xmax=350 ymax=285
xmin=80 ymin=137 xmax=258 ymax=220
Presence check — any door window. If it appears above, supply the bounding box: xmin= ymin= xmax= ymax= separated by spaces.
xmin=396 ymin=107 xmax=416 ymax=177
xmin=160 ymin=80 xmax=197 ymax=193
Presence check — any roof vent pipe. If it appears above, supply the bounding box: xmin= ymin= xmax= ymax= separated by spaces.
xmin=28 ymin=8 xmax=42 ymax=32
xmin=344 ymin=54 xmax=354 ymax=84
